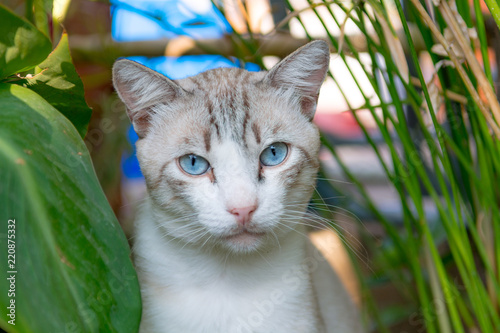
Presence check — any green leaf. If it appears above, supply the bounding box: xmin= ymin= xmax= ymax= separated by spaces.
xmin=25 ymin=33 xmax=92 ymax=137
xmin=33 ymin=0 xmax=53 ymax=37
xmin=0 ymin=83 xmax=141 ymax=333
xmin=0 ymin=4 xmax=52 ymax=79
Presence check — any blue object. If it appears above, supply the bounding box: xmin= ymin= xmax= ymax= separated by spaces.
xmin=121 ymin=125 xmax=143 ymax=178
xmin=127 ymin=55 xmax=260 ymax=79
xmin=111 ymin=0 xmax=232 ymax=41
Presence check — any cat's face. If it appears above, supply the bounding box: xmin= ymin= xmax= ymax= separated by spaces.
xmin=113 ymin=41 xmax=330 ymax=253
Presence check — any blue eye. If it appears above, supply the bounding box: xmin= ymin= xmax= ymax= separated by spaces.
xmin=260 ymin=142 xmax=288 ymax=166
xmin=179 ymin=154 xmax=210 ymax=175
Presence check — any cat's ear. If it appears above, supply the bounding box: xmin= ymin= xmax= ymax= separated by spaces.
xmin=112 ymin=59 xmax=185 ymax=138
xmin=264 ymin=40 xmax=330 ymax=120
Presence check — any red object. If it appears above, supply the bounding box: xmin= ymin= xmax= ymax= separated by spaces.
xmin=314 ymin=112 xmax=364 ymax=139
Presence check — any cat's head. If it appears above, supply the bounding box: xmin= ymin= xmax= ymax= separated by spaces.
xmin=113 ymin=41 xmax=330 ymax=253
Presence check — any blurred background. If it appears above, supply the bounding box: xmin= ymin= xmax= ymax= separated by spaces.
xmin=4 ymin=0 xmax=500 ymax=332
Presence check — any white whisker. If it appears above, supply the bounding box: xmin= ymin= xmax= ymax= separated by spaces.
xmin=315 ymin=177 xmax=353 ymax=185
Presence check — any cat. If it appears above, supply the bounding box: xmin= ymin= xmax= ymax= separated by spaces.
xmin=112 ymin=40 xmax=363 ymax=333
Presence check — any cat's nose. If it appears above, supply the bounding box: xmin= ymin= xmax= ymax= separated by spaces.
xmin=228 ymin=205 xmax=257 ymax=226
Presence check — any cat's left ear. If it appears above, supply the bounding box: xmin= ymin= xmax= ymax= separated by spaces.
xmin=264 ymin=40 xmax=330 ymax=120
xmin=112 ymin=59 xmax=185 ymax=138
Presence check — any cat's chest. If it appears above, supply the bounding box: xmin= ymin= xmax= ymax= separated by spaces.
xmin=136 ymin=242 xmax=320 ymax=332
xmin=140 ymin=270 xmax=319 ymax=333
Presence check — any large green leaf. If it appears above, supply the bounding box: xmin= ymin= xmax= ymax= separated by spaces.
xmin=25 ymin=33 xmax=92 ymax=138
xmin=0 ymin=4 xmax=52 ymax=79
xmin=0 ymin=83 xmax=141 ymax=333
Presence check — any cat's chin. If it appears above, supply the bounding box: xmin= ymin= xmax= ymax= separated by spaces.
xmin=222 ymin=230 xmax=266 ymax=253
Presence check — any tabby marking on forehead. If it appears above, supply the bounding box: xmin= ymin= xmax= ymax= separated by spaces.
xmin=203 ymin=129 xmax=211 ymax=152
xmin=206 ymin=100 xmax=220 ymax=139
xmin=182 ymin=69 xmax=264 ymax=149
xmin=241 ymin=94 xmax=250 ymax=147
xmin=251 ymin=122 xmax=261 ymax=145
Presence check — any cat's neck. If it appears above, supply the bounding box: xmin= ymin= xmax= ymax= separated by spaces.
xmin=133 ymin=197 xmax=309 ymax=276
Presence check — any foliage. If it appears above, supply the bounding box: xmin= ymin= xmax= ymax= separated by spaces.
xmin=0 ymin=3 xmax=141 ymax=332
xmin=25 ymin=33 xmax=93 ymax=138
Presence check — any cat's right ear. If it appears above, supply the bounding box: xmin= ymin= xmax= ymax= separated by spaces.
xmin=263 ymin=40 xmax=330 ymax=120
xmin=112 ymin=59 xmax=184 ymax=138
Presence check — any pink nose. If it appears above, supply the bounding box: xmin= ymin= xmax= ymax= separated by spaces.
xmin=228 ymin=205 xmax=257 ymax=226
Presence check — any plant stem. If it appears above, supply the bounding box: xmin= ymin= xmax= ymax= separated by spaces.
xmin=408 ymin=0 xmax=500 ymax=138
xmin=483 ymin=0 xmax=500 ymax=31
xmin=439 ymin=0 xmax=500 ymax=127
